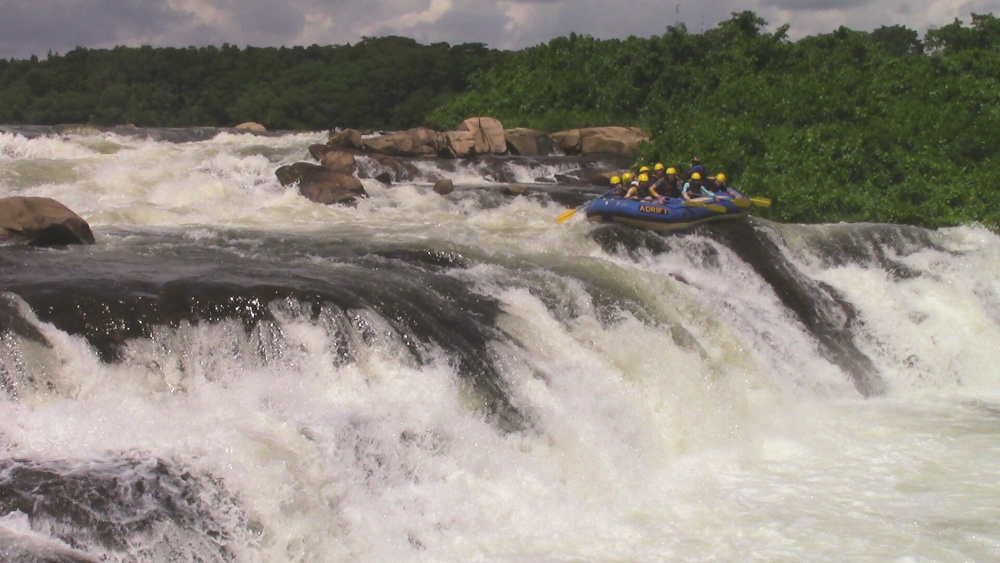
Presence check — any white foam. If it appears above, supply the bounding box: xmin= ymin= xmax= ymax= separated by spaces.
xmin=3 ymin=132 xmax=1000 ymax=561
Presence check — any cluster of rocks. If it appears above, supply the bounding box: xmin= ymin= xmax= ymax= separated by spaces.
xmin=0 ymin=119 xmax=647 ymax=246
xmin=276 ymin=117 xmax=648 ymax=205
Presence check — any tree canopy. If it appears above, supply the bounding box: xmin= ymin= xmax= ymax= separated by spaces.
xmin=0 ymin=37 xmax=508 ymax=130
xmin=428 ymin=11 xmax=1000 ymax=229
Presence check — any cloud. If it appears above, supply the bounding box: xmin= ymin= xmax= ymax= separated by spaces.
xmin=0 ymin=0 xmax=197 ymax=58
xmin=760 ymin=0 xmax=874 ymax=12
xmin=3 ymin=0 xmax=1000 ymax=60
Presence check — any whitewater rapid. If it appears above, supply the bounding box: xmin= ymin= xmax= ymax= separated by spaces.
xmin=1 ymin=128 xmax=999 ymax=562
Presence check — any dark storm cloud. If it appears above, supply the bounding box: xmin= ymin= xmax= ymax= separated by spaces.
xmin=0 ymin=0 xmax=196 ymax=59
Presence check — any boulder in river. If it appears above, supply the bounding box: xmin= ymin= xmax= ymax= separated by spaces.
xmin=275 ymin=162 xmax=367 ymax=205
xmin=0 ymin=196 xmax=95 ymax=246
xmin=549 ymin=126 xmax=649 ymax=158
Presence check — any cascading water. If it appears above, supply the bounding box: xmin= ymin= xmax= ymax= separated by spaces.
xmin=2 ymin=127 xmax=1000 ymax=562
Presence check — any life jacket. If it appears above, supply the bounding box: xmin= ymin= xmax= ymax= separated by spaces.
xmin=654 ymin=176 xmax=682 ymax=198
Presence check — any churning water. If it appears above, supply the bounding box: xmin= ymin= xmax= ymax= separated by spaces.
xmin=1 ymin=127 xmax=1000 ymax=562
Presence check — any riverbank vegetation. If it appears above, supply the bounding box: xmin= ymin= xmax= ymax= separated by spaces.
xmin=429 ymin=11 xmax=1000 ymax=229
xmin=0 ymin=37 xmax=508 ymax=131
xmin=2 ymin=11 xmax=999 ymax=228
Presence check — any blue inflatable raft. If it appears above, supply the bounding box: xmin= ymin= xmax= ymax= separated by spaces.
xmin=585 ymin=191 xmax=751 ymax=232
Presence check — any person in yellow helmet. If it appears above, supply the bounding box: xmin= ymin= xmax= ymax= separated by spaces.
xmin=608 ymin=175 xmax=627 ymax=197
xmin=705 ymin=173 xmax=729 ymax=199
xmin=682 ymin=172 xmax=708 ymax=201
xmin=651 ymin=163 xmax=682 ymax=199
xmin=626 ymin=172 xmax=658 ymax=199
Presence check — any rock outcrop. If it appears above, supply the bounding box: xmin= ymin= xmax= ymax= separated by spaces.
xmin=235 ymin=122 xmax=267 ymax=132
xmin=549 ymin=126 xmax=648 ymax=157
xmin=457 ymin=117 xmax=507 ymax=155
xmin=277 ymin=118 xmax=649 ymax=205
xmin=504 ymin=128 xmax=553 ymax=156
xmin=275 ymin=163 xmax=366 ymax=205
xmin=0 ymin=196 xmax=95 ymax=246
xmin=362 ymin=127 xmax=444 ymax=157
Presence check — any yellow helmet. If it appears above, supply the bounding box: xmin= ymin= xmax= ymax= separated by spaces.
xmin=666 ymin=167 xmax=677 ymax=175
xmin=622 ymin=172 xmax=634 ymax=182
xmin=716 ymin=173 xmax=726 ymax=183
xmin=639 ymin=166 xmax=650 ymax=173
xmin=653 ymin=163 xmax=665 ymax=171
xmin=638 ymin=173 xmax=649 ymax=182
xmin=691 ymin=172 xmax=702 ymax=180
xmin=610 ymin=175 xmax=621 ymax=185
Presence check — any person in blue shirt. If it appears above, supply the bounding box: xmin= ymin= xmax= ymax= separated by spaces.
xmin=687 ymin=155 xmax=705 ymax=180
xmin=682 ymin=172 xmax=709 ymax=201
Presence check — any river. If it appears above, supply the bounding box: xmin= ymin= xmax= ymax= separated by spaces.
xmin=1 ymin=126 xmax=999 ymax=562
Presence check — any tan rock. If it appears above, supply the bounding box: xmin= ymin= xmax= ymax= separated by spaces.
xmin=328 ymin=129 xmax=363 ymax=150
xmin=361 ymin=134 xmax=402 ymax=156
xmin=549 ymin=129 xmax=580 ymax=153
xmin=505 ymin=128 xmax=550 ymax=156
xmin=443 ymin=130 xmax=476 ymax=158
xmin=579 ymin=126 xmax=649 ymax=157
xmin=319 ymin=150 xmax=358 ymax=175
xmin=0 ymin=196 xmax=95 ymax=245
xmin=549 ymin=127 xmax=649 ymax=156
xmin=298 ymin=174 xmax=364 ymax=205
xmin=361 ymin=127 xmax=444 ymax=157
xmin=457 ymin=117 xmax=506 ymax=155
xmin=275 ymin=162 xmax=367 ymax=205
xmin=235 ymin=122 xmax=267 ymax=132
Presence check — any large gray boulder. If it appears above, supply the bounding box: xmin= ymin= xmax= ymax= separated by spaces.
xmin=0 ymin=196 xmax=95 ymax=246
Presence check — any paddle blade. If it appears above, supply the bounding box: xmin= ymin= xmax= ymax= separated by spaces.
xmin=750 ymin=197 xmax=772 ymax=208
xmin=556 ymin=208 xmax=578 ymax=223
xmin=683 ymin=200 xmax=727 ymax=213
xmin=730 ymin=198 xmax=752 ymax=208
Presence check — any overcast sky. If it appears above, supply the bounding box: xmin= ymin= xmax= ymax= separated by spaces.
xmin=1 ymin=0 xmax=998 ymax=60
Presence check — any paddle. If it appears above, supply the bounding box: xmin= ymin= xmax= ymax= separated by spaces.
xmin=682 ymin=200 xmax=727 ymax=213
xmin=556 ymin=189 xmax=615 ymax=224
xmin=750 ymin=197 xmax=772 ymax=208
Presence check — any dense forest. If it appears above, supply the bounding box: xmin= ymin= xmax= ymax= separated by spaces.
xmin=428 ymin=11 xmax=1000 ymax=229
xmin=2 ymin=11 xmax=1000 ymax=228
xmin=0 ymin=36 xmax=508 ymax=130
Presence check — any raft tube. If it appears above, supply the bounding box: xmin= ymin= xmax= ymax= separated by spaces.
xmin=585 ymin=190 xmax=751 ymax=232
